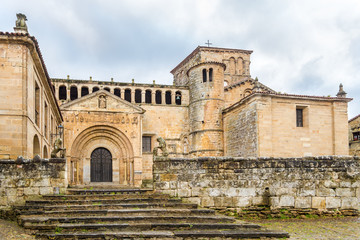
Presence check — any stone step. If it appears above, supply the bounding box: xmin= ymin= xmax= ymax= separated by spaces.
xmin=25 ymin=222 xmax=261 ymax=231
xmin=15 ymin=202 xmax=198 ymax=211
xmin=35 ymin=229 xmax=289 ymax=239
xmin=21 ymin=215 xmax=236 ymax=225
xmin=25 ymin=198 xmax=181 ymax=205
xmin=42 ymin=193 xmax=169 ymax=200
xmin=18 ymin=208 xmax=215 ymax=217
xmin=66 ymin=188 xmax=152 ymax=195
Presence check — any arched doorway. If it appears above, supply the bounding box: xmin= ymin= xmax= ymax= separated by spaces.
xmin=91 ymin=147 xmax=112 ymax=182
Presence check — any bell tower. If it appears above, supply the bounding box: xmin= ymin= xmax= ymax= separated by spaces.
xmin=187 ymin=62 xmax=226 ymax=157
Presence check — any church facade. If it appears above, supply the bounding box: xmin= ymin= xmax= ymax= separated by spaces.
xmin=0 ymin=18 xmax=351 ymax=187
xmin=52 ymin=47 xmax=350 ymax=187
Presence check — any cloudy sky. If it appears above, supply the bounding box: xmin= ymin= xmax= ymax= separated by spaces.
xmin=0 ymin=0 xmax=359 ymax=118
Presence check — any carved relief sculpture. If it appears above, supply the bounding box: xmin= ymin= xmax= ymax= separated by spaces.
xmin=99 ymin=95 xmax=107 ymax=109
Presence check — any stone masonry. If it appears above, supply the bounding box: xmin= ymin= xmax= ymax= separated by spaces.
xmin=0 ymin=157 xmax=67 ymax=209
xmin=153 ymin=156 xmax=360 ymax=214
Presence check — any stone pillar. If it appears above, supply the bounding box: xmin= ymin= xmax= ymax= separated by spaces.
xmin=171 ymin=90 xmax=176 ymax=105
xmin=151 ymin=92 xmax=156 ymax=104
xmin=161 ymin=91 xmax=165 ymax=105
xmin=131 ymin=89 xmax=135 ymax=103
xmin=78 ymin=87 xmax=81 ymax=98
xmin=120 ymin=89 xmax=124 ymax=99
xmin=141 ymin=91 xmax=146 ymax=103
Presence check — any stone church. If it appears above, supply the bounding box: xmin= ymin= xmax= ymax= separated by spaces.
xmin=0 ymin=17 xmax=351 ymax=188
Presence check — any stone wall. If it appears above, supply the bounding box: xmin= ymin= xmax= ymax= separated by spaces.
xmin=223 ymin=98 xmax=257 ymax=157
xmin=0 ymin=157 xmax=67 ymax=209
xmin=153 ymin=156 xmax=360 ymax=215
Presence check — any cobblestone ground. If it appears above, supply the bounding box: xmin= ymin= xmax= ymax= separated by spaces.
xmin=0 ymin=217 xmax=359 ymax=239
xmin=253 ymin=217 xmax=360 ymax=240
xmin=0 ymin=219 xmax=35 ymax=240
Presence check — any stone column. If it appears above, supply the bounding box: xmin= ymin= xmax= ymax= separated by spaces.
xmin=171 ymin=90 xmax=176 ymax=105
xmin=161 ymin=91 xmax=165 ymax=104
xmin=78 ymin=87 xmax=81 ymax=98
xmin=131 ymin=89 xmax=135 ymax=103
xmin=152 ymin=92 xmax=155 ymax=104
xmin=141 ymin=91 xmax=145 ymax=103
xmin=120 ymin=89 xmax=124 ymax=99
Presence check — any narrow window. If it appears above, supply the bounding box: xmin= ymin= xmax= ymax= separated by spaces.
xmin=209 ymin=68 xmax=213 ymax=82
xmin=135 ymin=89 xmax=142 ymax=103
xmin=114 ymin=88 xmax=121 ymax=97
xmin=44 ymin=102 xmax=48 ymax=139
xmin=81 ymin=87 xmax=89 ymax=97
xmin=353 ymin=132 xmax=360 ymax=141
xmin=142 ymin=136 xmax=152 ymax=153
xmin=104 ymin=87 xmax=110 ymax=92
xmin=35 ymin=83 xmax=40 ymax=126
xmin=202 ymin=69 xmax=207 ymax=82
xmin=165 ymin=91 xmax=171 ymax=104
xmin=33 ymin=135 xmax=40 ymax=157
xmin=59 ymin=85 xmax=67 ymax=100
xmin=92 ymin=87 xmax=99 ymax=93
xmin=43 ymin=146 xmax=48 ymax=158
xmin=70 ymin=86 xmax=78 ymax=100
xmin=125 ymin=89 xmax=131 ymax=102
xmin=296 ymin=108 xmax=303 ymax=127
xmin=145 ymin=90 xmax=152 ymax=103
xmin=155 ymin=90 xmax=162 ymax=104
xmin=175 ymin=91 xmax=182 ymax=105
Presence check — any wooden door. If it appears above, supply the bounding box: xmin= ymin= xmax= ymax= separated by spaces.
xmin=90 ymin=147 xmax=112 ymax=182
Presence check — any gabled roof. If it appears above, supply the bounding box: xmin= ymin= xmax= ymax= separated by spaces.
xmin=60 ymin=89 xmax=145 ymax=114
xmin=349 ymin=114 xmax=360 ymax=123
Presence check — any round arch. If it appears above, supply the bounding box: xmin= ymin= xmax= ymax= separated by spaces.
xmin=33 ymin=134 xmax=40 ymax=157
xmin=69 ymin=125 xmax=134 ymax=185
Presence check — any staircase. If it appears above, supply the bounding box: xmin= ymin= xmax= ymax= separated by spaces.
xmin=15 ymin=188 xmax=289 ymax=239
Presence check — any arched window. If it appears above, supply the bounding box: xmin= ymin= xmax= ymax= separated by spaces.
xmin=209 ymin=68 xmax=213 ymax=82
xmin=35 ymin=82 xmax=40 ymax=126
xmin=135 ymin=89 xmax=142 ymax=103
xmin=165 ymin=91 xmax=171 ymax=105
xmin=155 ymin=90 xmax=162 ymax=104
xmin=125 ymin=89 xmax=131 ymax=102
xmin=224 ymin=81 xmax=229 ymax=87
xmin=114 ymin=88 xmax=121 ymax=97
xmin=145 ymin=90 xmax=152 ymax=103
xmin=70 ymin=86 xmax=78 ymax=100
xmin=202 ymin=69 xmax=207 ymax=82
xmin=175 ymin=91 xmax=182 ymax=105
xmin=104 ymin=87 xmax=110 ymax=92
xmin=92 ymin=87 xmax=99 ymax=93
xmin=59 ymin=85 xmax=67 ymax=100
xmin=43 ymin=146 xmax=48 ymax=158
xmin=237 ymin=57 xmax=244 ymax=75
xmin=33 ymin=135 xmax=40 ymax=157
xmin=81 ymin=86 xmax=89 ymax=97
xmin=229 ymin=57 xmax=236 ymax=75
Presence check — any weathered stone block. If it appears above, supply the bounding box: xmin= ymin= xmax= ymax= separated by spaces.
xmin=238 ymin=188 xmax=256 ymax=197
xmin=341 ymin=197 xmax=359 ymax=209
xmin=325 ymin=197 xmax=341 ymax=209
xmin=6 ymin=188 xmax=16 ymax=196
xmin=279 ymin=196 xmax=295 ymax=207
xmin=295 ymin=197 xmax=311 ymax=208
xmin=233 ymin=196 xmax=251 ymax=207
xmin=298 ymin=189 xmax=316 ymax=197
xmin=0 ymin=196 xmax=7 ymax=206
xmin=208 ymin=188 xmax=221 ymax=197
xmin=269 ymin=197 xmax=280 ymax=208
xmin=335 ymin=188 xmax=355 ymax=197
xmin=224 ymin=187 xmax=238 ymax=197
xmin=39 ymin=187 xmax=53 ymax=195
xmin=252 ymin=196 xmax=268 ymax=206
xmin=200 ymin=197 xmax=214 ymax=207
xmin=186 ymin=197 xmax=201 ymax=205
xmin=177 ymin=189 xmax=191 ymax=197
xmin=312 ymin=197 xmax=326 ymax=209
xmin=316 ymin=188 xmax=335 ymax=197
xmin=32 ymin=178 xmax=50 ymax=187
